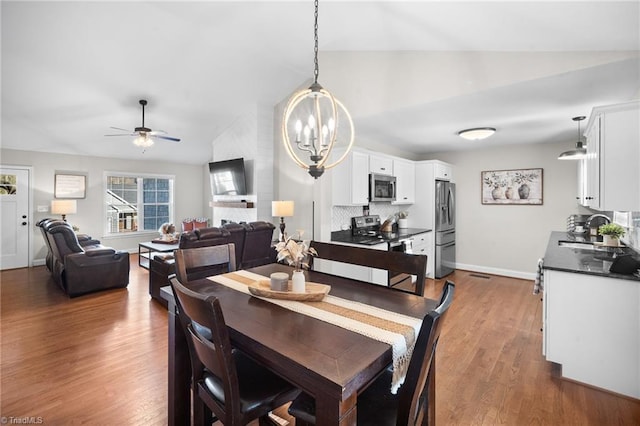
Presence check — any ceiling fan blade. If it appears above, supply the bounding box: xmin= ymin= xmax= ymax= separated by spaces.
xmin=154 ymin=135 xmax=181 ymax=142
xmin=105 ymin=133 xmax=136 ymax=137
xmin=149 ymin=129 xmax=167 ymax=135
xmin=110 ymin=126 xmax=133 ymax=132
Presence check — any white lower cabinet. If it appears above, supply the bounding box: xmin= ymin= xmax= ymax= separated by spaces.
xmin=411 ymin=231 xmax=433 ymax=279
xmin=314 ymin=242 xmax=389 ymax=286
xmin=544 ymin=269 xmax=640 ymax=398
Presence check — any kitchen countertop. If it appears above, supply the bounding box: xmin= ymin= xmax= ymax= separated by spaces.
xmin=331 ymin=228 xmax=432 ymax=246
xmin=543 ymin=231 xmax=640 ymax=281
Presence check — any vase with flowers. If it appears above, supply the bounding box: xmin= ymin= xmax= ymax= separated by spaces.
xmin=274 ymin=232 xmax=317 ymax=293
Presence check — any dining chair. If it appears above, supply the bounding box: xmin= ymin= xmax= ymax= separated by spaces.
xmin=170 ymin=277 xmax=301 ymax=425
xmin=288 ymin=281 xmax=455 ymax=426
xmin=174 ymin=244 xmax=237 ymax=283
xmin=309 ymin=241 xmax=427 ymax=296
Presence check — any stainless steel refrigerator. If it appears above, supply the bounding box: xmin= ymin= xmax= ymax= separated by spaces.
xmin=435 ymin=180 xmax=455 ymax=278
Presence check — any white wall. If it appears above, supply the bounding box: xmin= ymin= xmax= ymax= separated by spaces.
xmin=1 ymin=148 xmax=205 ymax=264
xmin=210 ymin=104 xmax=275 ymax=227
xmin=423 ymin=142 xmax=591 ymax=278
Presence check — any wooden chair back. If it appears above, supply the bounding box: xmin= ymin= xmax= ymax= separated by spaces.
xmin=397 ymin=281 xmax=455 ymax=425
xmin=169 ymin=277 xmax=242 ymax=424
xmin=174 ymin=244 xmax=236 ymax=284
xmin=309 ymin=241 xmax=427 ymax=296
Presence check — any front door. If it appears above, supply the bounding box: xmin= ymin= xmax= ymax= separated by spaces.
xmin=0 ymin=167 xmax=30 ymax=270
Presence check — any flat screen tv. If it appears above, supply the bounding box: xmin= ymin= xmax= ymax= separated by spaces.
xmin=209 ymin=158 xmax=248 ymax=196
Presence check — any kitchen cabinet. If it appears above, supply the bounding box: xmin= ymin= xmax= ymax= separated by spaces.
xmin=543 ymin=269 xmax=639 ymax=398
xmin=392 ymin=158 xmax=415 ymax=205
xmin=369 ymin=154 xmax=393 ymax=175
xmin=581 ymin=100 xmax=640 ymax=211
xmin=411 ymin=231 xmax=432 ymax=278
xmin=434 ymin=162 xmax=453 ymax=181
xmin=331 ymin=149 xmax=369 ymax=206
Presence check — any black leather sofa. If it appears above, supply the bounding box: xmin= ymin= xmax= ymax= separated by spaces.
xmin=37 ymin=219 xmax=130 ymax=297
xmin=149 ymin=221 xmax=276 ymax=306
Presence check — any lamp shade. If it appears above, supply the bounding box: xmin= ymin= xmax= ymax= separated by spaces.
xmin=272 ymin=201 xmax=294 ymax=217
xmin=51 ymin=199 xmax=77 ymax=215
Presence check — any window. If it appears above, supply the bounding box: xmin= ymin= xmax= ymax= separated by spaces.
xmin=105 ymin=172 xmax=174 ymax=235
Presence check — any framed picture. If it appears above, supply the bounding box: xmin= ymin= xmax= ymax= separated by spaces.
xmin=481 ymin=168 xmax=543 ymax=205
xmin=54 ymin=173 xmax=86 ymax=199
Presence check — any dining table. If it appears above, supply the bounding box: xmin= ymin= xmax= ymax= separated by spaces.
xmin=161 ymin=262 xmax=438 ymax=426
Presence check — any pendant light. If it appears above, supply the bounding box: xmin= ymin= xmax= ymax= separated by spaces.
xmin=281 ymin=0 xmax=354 ymax=179
xmin=558 ymin=116 xmax=587 ymax=160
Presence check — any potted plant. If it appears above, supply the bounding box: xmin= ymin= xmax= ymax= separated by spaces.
xmin=598 ymin=223 xmax=625 ymax=246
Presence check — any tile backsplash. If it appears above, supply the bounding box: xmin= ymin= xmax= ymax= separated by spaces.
xmin=331 ymin=204 xmax=410 ymax=231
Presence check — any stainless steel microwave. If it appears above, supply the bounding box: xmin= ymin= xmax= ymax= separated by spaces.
xmin=369 ymin=173 xmax=396 ymax=202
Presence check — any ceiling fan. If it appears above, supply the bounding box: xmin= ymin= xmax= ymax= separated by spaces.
xmin=105 ymin=99 xmax=181 ymax=149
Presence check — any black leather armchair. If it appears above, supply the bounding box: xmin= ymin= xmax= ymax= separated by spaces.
xmin=37 ymin=218 xmax=101 ymax=272
xmin=240 ymin=221 xmax=276 ymax=268
xmin=40 ymin=221 xmax=129 ymax=297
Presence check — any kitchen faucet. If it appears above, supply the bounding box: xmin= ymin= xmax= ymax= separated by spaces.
xmin=585 ymin=213 xmax=612 ymax=230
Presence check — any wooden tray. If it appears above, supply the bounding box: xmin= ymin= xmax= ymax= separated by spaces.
xmin=151 ymin=238 xmax=179 ymax=245
xmin=248 ymin=280 xmax=330 ymax=302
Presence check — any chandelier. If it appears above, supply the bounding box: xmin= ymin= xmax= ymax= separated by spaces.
xmin=281 ymin=0 xmax=354 ymax=179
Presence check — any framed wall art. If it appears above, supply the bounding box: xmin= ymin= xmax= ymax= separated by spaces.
xmin=481 ymin=168 xmax=543 ymax=205
xmin=54 ymin=173 xmax=86 ymax=199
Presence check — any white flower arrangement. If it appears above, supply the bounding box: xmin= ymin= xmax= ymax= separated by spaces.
xmin=274 ymin=232 xmax=317 ymax=271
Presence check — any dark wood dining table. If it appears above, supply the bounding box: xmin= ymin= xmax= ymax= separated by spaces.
xmin=162 ymin=263 xmax=437 ymax=426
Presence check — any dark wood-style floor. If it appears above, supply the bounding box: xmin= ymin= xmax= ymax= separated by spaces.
xmin=1 ymin=257 xmax=638 ymax=425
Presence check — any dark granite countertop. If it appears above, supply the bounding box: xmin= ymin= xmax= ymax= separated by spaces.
xmin=543 ymin=231 xmax=640 ymax=281
xmin=331 ymin=228 xmax=432 ymax=246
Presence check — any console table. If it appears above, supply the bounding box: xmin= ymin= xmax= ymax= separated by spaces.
xmin=138 ymin=241 xmax=179 ymax=270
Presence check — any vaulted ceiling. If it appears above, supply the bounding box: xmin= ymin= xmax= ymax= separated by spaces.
xmin=2 ymin=1 xmax=639 ymax=164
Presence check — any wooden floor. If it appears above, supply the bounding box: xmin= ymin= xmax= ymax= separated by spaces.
xmin=1 ymin=258 xmax=638 ymax=425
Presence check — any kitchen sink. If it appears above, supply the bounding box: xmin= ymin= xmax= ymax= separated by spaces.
xmin=558 ymin=241 xmax=595 ymax=250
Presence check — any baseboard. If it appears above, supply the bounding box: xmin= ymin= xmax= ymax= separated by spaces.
xmin=33 ymin=258 xmax=45 ymax=267
xmin=454 ymin=262 xmax=535 ymax=281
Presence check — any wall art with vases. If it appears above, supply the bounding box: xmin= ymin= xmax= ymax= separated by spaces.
xmin=481 ymin=168 xmax=543 ymax=205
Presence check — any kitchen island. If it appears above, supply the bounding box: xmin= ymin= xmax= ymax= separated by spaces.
xmin=542 ymin=231 xmax=639 ymax=399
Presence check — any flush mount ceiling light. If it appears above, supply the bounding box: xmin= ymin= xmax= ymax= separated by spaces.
xmin=457 ymin=127 xmax=496 ymax=140
xmin=281 ymin=0 xmax=354 ymax=179
xmin=558 ymin=116 xmax=587 ymax=160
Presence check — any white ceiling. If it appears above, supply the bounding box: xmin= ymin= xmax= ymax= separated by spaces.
xmin=2 ymin=1 xmax=639 ymax=165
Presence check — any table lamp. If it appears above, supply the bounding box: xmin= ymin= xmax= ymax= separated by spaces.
xmin=51 ymin=199 xmax=77 ymax=221
xmin=272 ymin=200 xmax=294 ymax=242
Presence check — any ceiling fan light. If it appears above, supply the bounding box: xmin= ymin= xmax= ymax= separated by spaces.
xmin=457 ymin=127 xmax=496 ymax=140
xmin=133 ymin=135 xmax=154 ymax=148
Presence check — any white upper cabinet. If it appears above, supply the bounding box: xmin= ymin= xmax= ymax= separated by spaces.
xmin=369 ymin=154 xmax=393 ymax=175
xmin=331 ymin=149 xmax=369 ymax=206
xmin=392 ymin=158 xmax=415 ymax=205
xmin=434 ymin=162 xmax=454 ymax=181
xmin=582 ymin=100 xmax=640 ymax=211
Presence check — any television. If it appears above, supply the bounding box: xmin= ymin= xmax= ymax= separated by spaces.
xmin=209 ymin=158 xmax=248 ymax=196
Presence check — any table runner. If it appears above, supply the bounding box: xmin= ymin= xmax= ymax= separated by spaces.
xmin=208 ymin=270 xmax=423 ymax=393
